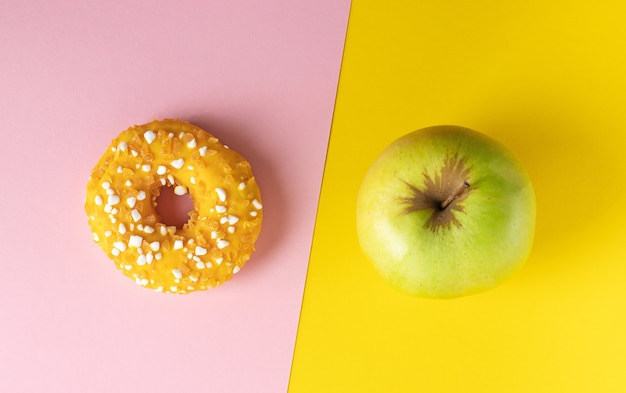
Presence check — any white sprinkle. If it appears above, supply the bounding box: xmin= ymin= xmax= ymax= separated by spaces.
xmin=127 ymin=196 xmax=137 ymax=208
xmin=113 ymin=241 xmax=127 ymax=252
xmin=108 ymin=195 xmax=120 ymax=205
xmin=215 ymin=205 xmax=227 ymax=213
xmin=131 ymin=150 xmax=138 ymax=157
xmin=187 ymin=253 xmax=193 ymax=259
xmin=144 ymin=130 xmax=156 ymax=144
xmin=173 ymin=240 xmax=183 ymax=250
xmin=141 ymin=164 xmax=151 ymax=172
xmin=167 ymin=226 xmax=177 ymax=233
xmin=111 ymin=208 xmax=119 ymax=215
xmin=174 ymin=185 xmax=188 ymax=195
xmin=233 ymin=266 xmax=241 ymax=274
xmin=199 ymin=146 xmax=208 ymax=156
xmin=167 ymin=175 xmax=175 ymax=185
xmin=238 ymin=182 xmax=246 ymax=190
xmin=119 ymin=223 xmax=127 ymax=234
xmin=150 ymin=241 xmax=160 ymax=251
xmin=250 ymin=211 xmax=258 ymax=217
xmin=228 ymin=215 xmax=239 ymax=225
xmin=195 ymin=246 xmax=207 ymax=256
xmin=220 ymin=217 xmax=229 ymax=224
xmin=111 ymin=248 xmax=120 ymax=256
xmin=160 ymin=178 xmax=166 ymax=185
xmin=146 ymin=252 xmax=154 ymax=264
xmin=168 ymin=133 xmax=174 ymax=138
xmin=252 ymin=199 xmax=263 ymax=209
xmin=131 ymin=209 xmax=142 ymax=222
xmin=137 ymin=254 xmax=147 ymax=266
xmin=156 ymin=286 xmax=163 ymax=292
xmin=216 ymin=188 xmax=226 ymax=202
xmin=139 ymin=278 xmax=149 ymax=286
xmin=125 ymin=264 xmax=133 ymax=270
xmin=117 ymin=166 xmax=123 ymax=173
xmin=155 ymin=253 xmax=162 ymax=260
xmin=187 ymin=138 xmax=197 ymax=148
xmin=227 ymin=226 xmax=235 ymax=233
xmin=215 ymin=257 xmax=223 ymax=265
xmin=106 ymin=188 xmax=115 ymax=195
xmin=101 ymin=181 xmax=111 ymax=189
xmin=137 ymin=224 xmax=144 ymax=231
xmin=144 ymin=226 xmax=155 ymax=234
xmin=211 ymin=231 xmax=218 ymax=239
xmin=190 ymin=176 xmax=196 ymax=184
xmin=94 ymin=195 xmax=103 ymax=206
xmin=118 ymin=142 xmax=128 ymax=152
xmin=157 ymin=165 xmax=167 ymax=175
xmin=217 ymin=239 xmax=230 ymax=249
xmin=125 ymin=180 xmax=132 ymax=187
xmin=171 ymin=158 xmax=184 ymax=169
xmin=104 ymin=204 xmax=112 ymax=213
xmin=172 ymin=269 xmax=183 ymax=279
xmin=192 ymin=256 xmax=201 ymax=262
xmin=129 ymin=235 xmax=143 ymax=248
xmin=137 ymin=191 xmax=146 ymax=201
xmin=111 ymin=146 xmax=116 ymax=152
xmin=159 ymin=226 xmax=167 ymax=236
xmin=92 ymin=233 xmax=100 ymax=242
xmin=109 ymin=216 xmax=117 ymax=223
xmin=187 ymin=165 xmax=195 ymax=170
xmin=104 ymin=230 xmax=112 ymax=237
xmin=170 ymin=286 xmax=178 ymax=292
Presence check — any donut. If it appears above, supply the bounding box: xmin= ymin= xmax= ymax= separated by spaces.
xmin=85 ymin=119 xmax=263 ymax=294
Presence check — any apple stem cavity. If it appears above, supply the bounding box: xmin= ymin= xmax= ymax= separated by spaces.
xmin=399 ymin=152 xmax=473 ymax=233
xmin=440 ymin=180 xmax=470 ymax=210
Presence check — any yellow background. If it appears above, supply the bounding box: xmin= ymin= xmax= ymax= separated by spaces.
xmin=289 ymin=1 xmax=626 ymax=392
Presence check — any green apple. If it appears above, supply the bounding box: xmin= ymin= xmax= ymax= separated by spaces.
xmin=356 ymin=125 xmax=536 ymax=298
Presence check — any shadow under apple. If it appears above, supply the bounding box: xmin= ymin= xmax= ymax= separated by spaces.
xmin=474 ymin=93 xmax=625 ymax=280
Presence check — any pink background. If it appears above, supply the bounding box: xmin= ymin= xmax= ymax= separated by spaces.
xmin=0 ymin=1 xmax=350 ymax=392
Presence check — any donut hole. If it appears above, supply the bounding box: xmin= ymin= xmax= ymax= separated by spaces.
xmin=154 ymin=185 xmax=194 ymax=229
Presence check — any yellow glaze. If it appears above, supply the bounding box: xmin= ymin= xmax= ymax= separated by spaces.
xmin=85 ymin=119 xmax=263 ymax=293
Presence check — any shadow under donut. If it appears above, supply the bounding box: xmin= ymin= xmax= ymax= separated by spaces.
xmin=184 ymin=114 xmax=288 ymax=276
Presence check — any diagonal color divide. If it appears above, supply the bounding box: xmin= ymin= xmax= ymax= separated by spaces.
xmin=0 ymin=1 xmax=350 ymax=392
xmin=289 ymin=1 xmax=626 ymax=392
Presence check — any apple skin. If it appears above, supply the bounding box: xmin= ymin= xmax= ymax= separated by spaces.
xmin=356 ymin=125 xmax=536 ymax=298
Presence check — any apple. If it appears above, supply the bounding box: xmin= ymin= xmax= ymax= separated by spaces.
xmin=356 ymin=125 xmax=536 ymax=298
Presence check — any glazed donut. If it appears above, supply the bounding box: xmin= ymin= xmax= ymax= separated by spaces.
xmin=85 ymin=119 xmax=263 ymax=294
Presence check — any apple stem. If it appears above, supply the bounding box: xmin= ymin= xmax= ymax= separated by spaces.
xmin=440 ymin=180 xmax=470 ymax=210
